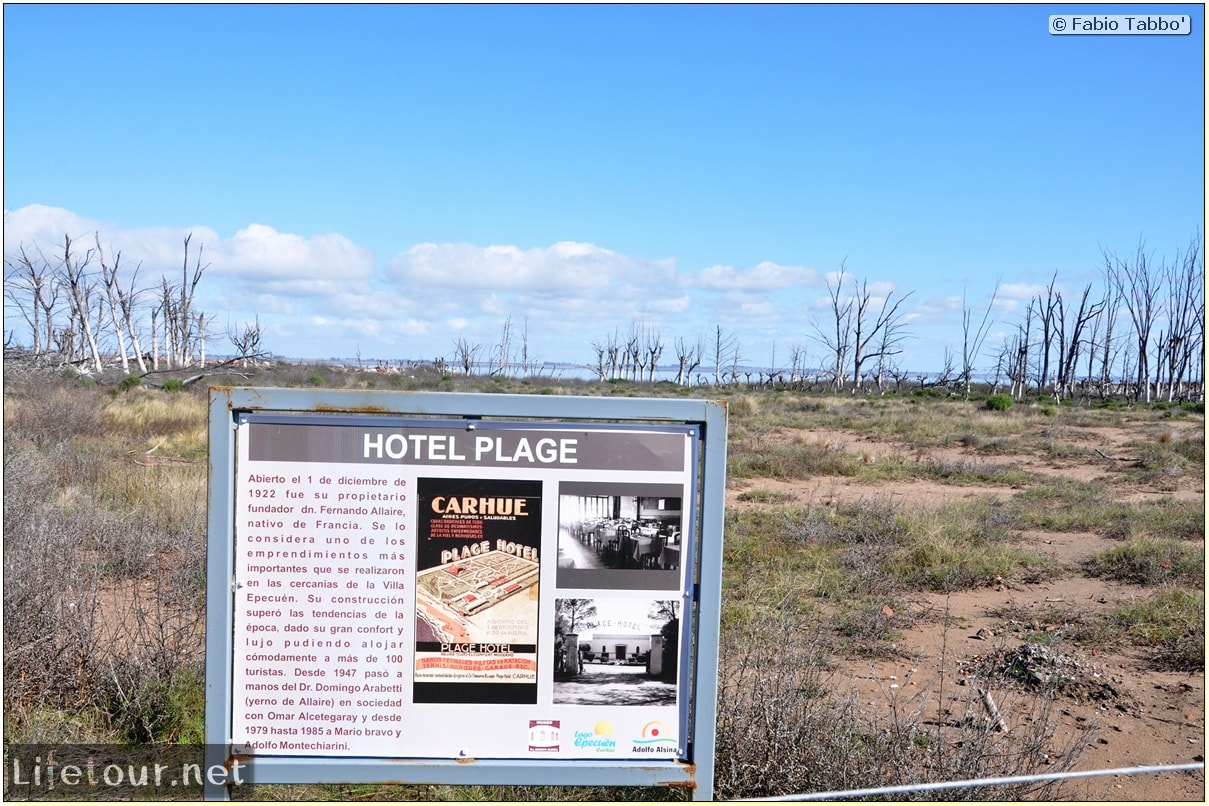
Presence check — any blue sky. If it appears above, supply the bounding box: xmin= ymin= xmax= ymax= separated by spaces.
xmin=4 ymin=4 xmax=1204 ymax=376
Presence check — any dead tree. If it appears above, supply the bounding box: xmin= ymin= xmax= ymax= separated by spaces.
xmin=56 ymin=234 xmax=104 ymax=373
xmin=673 ymin=335 xmax=702 ymax=386
xmin=229 ymin=316 xmax=268 ymax=367
xmin=645 ymin=328 xmax=664 ymax=382
xmin=1095 ymin=257 xmax=1123 ymax=398
xmin=960 ymin=282 xmax=999 ymax=396
xmin=1110 ymin=242 xmax=1162 ymax=402
xmin=4 ymin=244 xmax=61 ymax=356
xmin=1159 ymin=235 xmax=1204 ymax=401
xmin=493 ymin=315 xmax=514 ymax=376
xmin=591 ymin=328 xmax=623 ymax=380
xmin=847 ymin=275 xmax=913 ymax=392
xmin=1031 ymin=273 xmax=1059 ymax=393
xmin=1055 ymin=282 xmax=1103 ymax=400
xmin=812 ymin=262 xmax=853 ymax=391
xmin=452 ymin=336 xmax=482 ymax=376
xmin=172 ymin=234 xmax=209 ymax=368
xmin=95 ymin=232 xmax=150 ymax=374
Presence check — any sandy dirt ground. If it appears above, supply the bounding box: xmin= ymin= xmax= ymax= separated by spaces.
xmin=727 ymin=418 xmax=1205 ymax=801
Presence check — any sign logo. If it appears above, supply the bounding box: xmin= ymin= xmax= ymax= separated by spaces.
xmin=528 ymin=720 xmax=560 ymax=753
xmin=572 ymin=721 xmax=617 ymax=753
xmin=632 ymin=721 xmax=677 ymax=754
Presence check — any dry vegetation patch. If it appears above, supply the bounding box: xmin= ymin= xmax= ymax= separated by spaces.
xmin=721 ymin=393 xmax=1203 ymax=800
xmin=4 ymin=372 xmax=1203 ymax=800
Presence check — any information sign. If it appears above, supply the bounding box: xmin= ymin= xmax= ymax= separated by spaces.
xmin=205 ymin=389 xmax=725 ymax=799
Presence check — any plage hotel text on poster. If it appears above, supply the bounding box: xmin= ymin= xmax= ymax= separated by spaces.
xmin=231 ymin=418 xmax=694 ymax=759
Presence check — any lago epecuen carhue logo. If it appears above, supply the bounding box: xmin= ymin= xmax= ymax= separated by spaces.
xmin=572 ymin=721 xmax=617 ymax=753
xmin=632 ymin=721 xmax=676 ymax=753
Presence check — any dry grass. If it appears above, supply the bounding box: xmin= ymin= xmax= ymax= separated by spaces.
xmin=4 ymin=377 xmax=207 ymax=746
xmin=3 ymin=367 xmax=1202 ymax=800
xmin=102 ymin=386 xmax=207 ymax=440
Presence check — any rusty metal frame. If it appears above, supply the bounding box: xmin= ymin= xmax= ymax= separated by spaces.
xmin=204 ymin=387 xmax=726 ymax=800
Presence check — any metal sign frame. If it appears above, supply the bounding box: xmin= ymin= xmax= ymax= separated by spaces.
xmin=204 ymin=387 xmax=726 ymax=800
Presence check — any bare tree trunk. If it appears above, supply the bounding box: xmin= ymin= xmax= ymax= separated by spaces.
xmin=1057 ymin=283 xmax=1103 ymax=400
xmin=150 ymin=306 xmax=161 ymax=371
xmin=849 ymin=274 xmax=913 ymax=393
xmin=646 ymin=328 xmax=664 ymax=382
xmin=520 ymin=317 xmax=531 ymax=376
xmin=57 ymin=235 xmax=104 ymax=373
xmin=495 ymin=315 xmax=514 ymax=376
xmin=121 ymin=296 xmax=148 ymax=374
xmin=1031 ymin=273 xmax=1058 ymax=394
xmin=95 ymin=233 xmax=133 ymax=374
xmin=4 ymin=244 xmax=61 ymax=356
xmin=174 ymin=234 xmax=208 ymax=368
xmin=1110 ymin=242 xmax=1160 ymax=403
xmin=160 ymin=278 xmax=178 ymax=368
xmin=1097 ymin=257 xmax=1123 ymax=398
xmin=1007 ymin=303 xmax=1032 ymax=401
xmin=196 ymin=311 xmax=210 ymax=366
xmin=1162 ymin=234 xmax=1203 ymax=401
xmin=961 ymin=282 xmax=999 ymax=396
xmin=454 ymin=336 xmax=481 ymax=376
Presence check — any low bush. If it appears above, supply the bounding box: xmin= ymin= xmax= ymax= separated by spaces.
xmin=1107 ymin=588 xmax=1205 ymax=671
xmin=729 ymin=439 xmax=859 ymax=479
xmin=1084 ymin=538 xmax=1205 ymax=588
xmin=713 ymin=610 xmax=1087 ymax=799
xmin=985 ymin=393 xmax=1013 ymax=411
xmin=4 ymin=379 xmax=206 ymax=747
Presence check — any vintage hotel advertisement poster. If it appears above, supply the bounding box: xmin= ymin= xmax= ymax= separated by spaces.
xmin=413 ymin=477 xmax=543 ymax=704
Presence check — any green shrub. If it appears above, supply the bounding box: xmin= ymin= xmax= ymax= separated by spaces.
xmin=730 ymin=395 xmax=759 ymax=417
xmin=985 ymin=393 xmax=1013 ymax=411
xmin=736 ymin=488 xmax=795 ymax=504
xmin=307 ymin=375 xmax=326 ymax=386
xmin=119 ymin=374 xmax=142 ymax=391
xmin=1084 ymin=537 xmax=1205 ymax=587
xmin=729 ymin=439 xmax=859 ymax=479
xmin=161 ymin=378 xmax=184 ymax=392
xmin=1108 ymin=588 xmax=1205 ymax=670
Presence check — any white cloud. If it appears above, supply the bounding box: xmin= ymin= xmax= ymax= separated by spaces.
xmin=998 ymin=281 xmax=1048 ymax=302
xmin=302 ymin=315 xmax=429 ymax=346
xmin=211 ymin=224 xmax=375 ymax=296
xmin=385 ymin=241 xmax=675 ymax=292
xmin=737 ymin=300 xmax=780 ymax=318
xmin=3 ymin=204 xmax=103 ymax=253
xmin=860 ymin=279 xmax=897 ymax=299
xmin=109 ymin=225 xmax=223 ymax=269
xmin=649 ymin=294 xmax=692 ymax=314
xmin=688 ymin=260 xmax=819 ymax=290
xmin=4 ymin=206 xmax=373 ymax=298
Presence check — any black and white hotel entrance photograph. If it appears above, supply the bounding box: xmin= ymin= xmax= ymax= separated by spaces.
xmin=552 ymin=596 xmax=679 ymax=707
